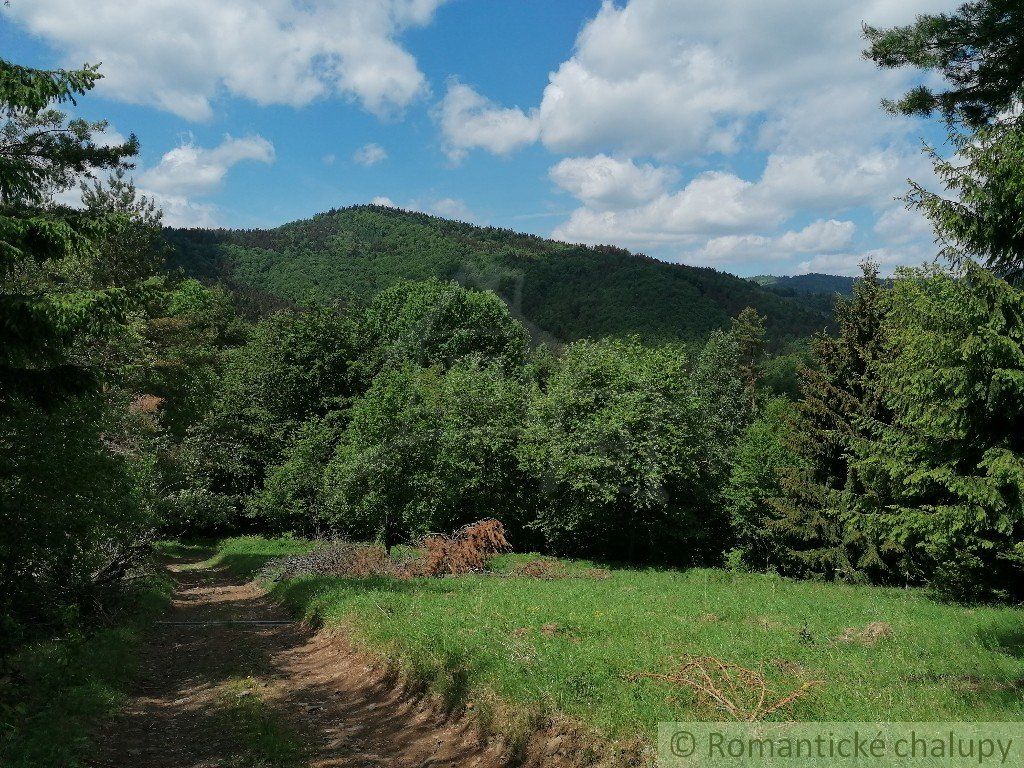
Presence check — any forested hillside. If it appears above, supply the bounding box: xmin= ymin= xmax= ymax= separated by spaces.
xmin=166 ymin=206 xmax=832 ymax=346
xmin=751 ymin=273 xmax=858 ymax=295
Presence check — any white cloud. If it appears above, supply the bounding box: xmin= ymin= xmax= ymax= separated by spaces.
xmin=368 ymin=195 xmax=475 ymax=222
xmin=132 ymin=135 xmax=275 ymax=226
xmin=439 ymin=0 xmax=960 ymax=161
xmin=689 ymin=219 xmax=856 ymax=265
xmin=148 ymin=194 xmax=220 ymax=228
xmin=552 ymin=170 xmax=787 ymax=248
xmin=549 ymin=155 xmax=677 ymax=210
xmin=426 ymin=0 xmax=956 ymax=274
xmin=779 ymin=219 xmax=856 ymax=253
xmin=138 ymin=135 xmax=275 ymax=196
xmin=3 ymin=0 xmax=447 ymax=120
xmin=437 ymin=81 xmax=540 ymax=162
xmin=416 ymin=197 xmax=474 ymax=221
xmin=873 ymin=203 xmax=935 ymax=244
xmin=797 ymin=246 xmax=919 ymax=276
xmin=758 ymin=149 xmax=930 ymax=212
xmin=352 ymin=143 xmax=388 ymax=166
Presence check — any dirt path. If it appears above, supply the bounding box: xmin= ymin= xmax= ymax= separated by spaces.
xmin=92 ymin=554 xmax=506 ymax=768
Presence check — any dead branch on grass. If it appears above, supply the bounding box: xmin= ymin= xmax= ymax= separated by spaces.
xmin=630 ymin=654 xmax=822 ymax=721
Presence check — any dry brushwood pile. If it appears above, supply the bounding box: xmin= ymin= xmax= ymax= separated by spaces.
xmin=415 ymin=519 xmax=510 ymax=576
xmin=261 ymin=519 xmax=511 ymax=582
xmin=510 ymin=557 xmax=570 ymax=580
xmin=260 ymin=541 xmax=398 ymax=582
xmin=630 ymin=655 xmax=822 ymax=721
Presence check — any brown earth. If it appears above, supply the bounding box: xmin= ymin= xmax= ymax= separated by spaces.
xmin=90 ymin=553 xmax=508 ymax=768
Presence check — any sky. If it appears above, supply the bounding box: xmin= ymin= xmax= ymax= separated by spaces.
xmin=1 ymin=0 xmax=962 ymax=276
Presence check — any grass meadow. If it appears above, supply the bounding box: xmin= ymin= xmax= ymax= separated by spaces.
xmin=208 ymin=537 xmax=1024 ymax=748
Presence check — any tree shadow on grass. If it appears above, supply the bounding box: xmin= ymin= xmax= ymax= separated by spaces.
xmin=977 ymin=616 xmax=1024 ymax=659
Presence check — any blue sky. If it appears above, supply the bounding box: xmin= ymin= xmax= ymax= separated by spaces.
xmin=2 ymin=0 xmax=958 ymax=276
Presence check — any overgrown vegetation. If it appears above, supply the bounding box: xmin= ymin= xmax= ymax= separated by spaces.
xmin=0 ymin=579 xmax=169 ymax=767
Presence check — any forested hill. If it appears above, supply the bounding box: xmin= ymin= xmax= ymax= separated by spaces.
xmin=751 ymin=273 xmax=857 ymax=295
xmin=165 ymin=204 xmax=832 ymax=345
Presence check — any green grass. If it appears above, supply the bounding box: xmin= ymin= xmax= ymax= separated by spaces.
xmin=0 ymin=579 xmax=171 ymax=768
xmin=213 ymin=536 xmax=1024 ymax=747
xmin=216 ymin=677 xmax=305 ymax=768
xmin=187 ymin=535 xmax=312 ymax=578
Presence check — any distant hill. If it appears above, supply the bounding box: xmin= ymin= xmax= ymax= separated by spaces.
xmin=749 ymin=273 xmax=855 ymax=316
xmin=751 ymin=273 xmax=857 ymax=295
xmin=166 ymin=204 xmax=834 ymax=347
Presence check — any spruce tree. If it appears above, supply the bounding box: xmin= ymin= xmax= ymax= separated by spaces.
xmin=1 ymin=59 xmax=139 ymax=407
xmin=854 ymin=265 xmax=1024 ymax=599
xmin=730 ymin=306 xmax=767 ymax=411
xmin=864 ymin=0 xmax=1024 ymax=279
xmin=771 ymin=263 xmax=892 ymax=581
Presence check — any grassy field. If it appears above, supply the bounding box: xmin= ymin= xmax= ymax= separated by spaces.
xmin=210 ymin=536 xmax=1024 ymax=746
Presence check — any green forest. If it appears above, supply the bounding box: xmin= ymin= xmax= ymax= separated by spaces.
xmin=3 ymin=0 xmax=1024 ymax=765
xmin=164 ymin=206 xmax=835 ymax=347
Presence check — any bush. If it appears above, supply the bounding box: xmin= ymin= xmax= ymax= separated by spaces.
xmin=520 ymin=335 xmax=745 ymax=563
xmin=357 ymin=279 xmax=529 ymax=379
xmin=247 ymin=412 xmax=347 ymax=535
xmin=0 ymin=397 xmax=156 ymax=652
xmin=323 ymin=361 xmax=532 ymax=548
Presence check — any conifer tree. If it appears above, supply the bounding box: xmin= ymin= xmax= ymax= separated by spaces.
xmin=864 ymin=0 xmax=1024 ymax=279
xmin=854 ymin=265 xmax=1024 ymax=599
xmin=1 ymin=59 xmax=139 ymax=407
xmin=730 ymin=306 xmax=767 ymax=410
xmin=771 ymin=263 xmax=892 ymax=581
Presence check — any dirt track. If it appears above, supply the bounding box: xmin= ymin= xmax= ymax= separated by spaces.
xmin=91 ymin=554 xmax=506 ymax=768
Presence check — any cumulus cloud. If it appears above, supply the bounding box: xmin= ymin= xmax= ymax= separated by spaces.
xmin=552 ymin=170 xmax=788 ymax=248
xmin=431 ymin=0 xmax=954 ymax=273
xmin=139 ymin=135 xmax=275 ymax=196
xmin=779 ymin=219 xmax=856 ymax=252
xmin=3 ymin=0 xmax=447 ymax=120
xmin=797 ymin=246 xmax=920 ymax=276
xmin=873 ymin=203 xmax=935 ymax=244
xmin=689 ymin=219 xmax=856 ymax=264
xmin=368 ymin=195 xmax=476 ymax=222
xmin=134 ymin=135 xmax=275 ymax=226
xmin=437 ymin=81 xmax=540 ymax=162
xmin=439 ymin=0 xmax=960 ymax=161
xmin=149 ymin=194 xmax=221 ymax=228
xmin=417 ymin=197 xmax=475 ymax=220
xmin=352 ymin=143 xmax=389 ymax=166
xmin=549 ymin=155 xmax=677 ymax=210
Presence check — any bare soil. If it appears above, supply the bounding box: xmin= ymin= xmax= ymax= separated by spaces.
xmin=90 ymin=553 xmax=507 ymax=768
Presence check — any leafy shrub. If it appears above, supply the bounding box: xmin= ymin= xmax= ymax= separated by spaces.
xmin=0 ymin=398 xmax=156 ymax=652
xmin=357 ymin=278 xmax=530 ymax=379
xmin=158 ymin=488 xmax=237 ymax=535
xmin=323 ymin=361 xmax=532 ymax=548
xmin=247 ymin=412 xmax=347 ymax=535
xmin=520 ymin=334 xmax=745 ymax=563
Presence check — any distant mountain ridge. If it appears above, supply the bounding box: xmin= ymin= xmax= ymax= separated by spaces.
xmin=751 ymin=273 xmax=858 ymax=295
xmin=166 ymin=204 xmax=835 ymax=346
